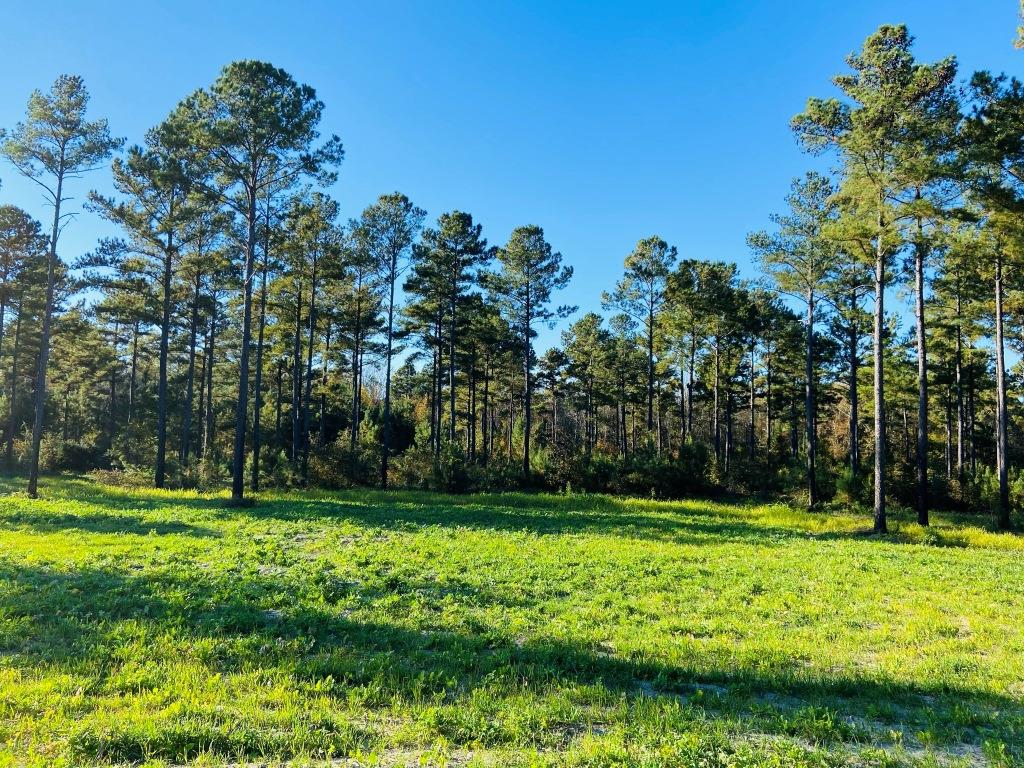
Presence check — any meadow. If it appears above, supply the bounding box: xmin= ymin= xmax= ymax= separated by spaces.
xmin=0 ymin=477 xmax=1022 ymax=767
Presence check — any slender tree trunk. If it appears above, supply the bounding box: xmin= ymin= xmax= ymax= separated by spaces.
xmin=202 ymin=308 xmax=217 ymax=460
xmin=507 ymin=371 xmax=514 ymax=459
xmin=181 ymin=272 xmax=201 ymax=468
xmin=302 ymin=253 xmax=318 ymax=483
xmin=687 ymin=332 xmax=696 ymax=439
xmin=848 ymin=291 xmax=860 ymax=477
xmin=230 ymin=191 xmax=258 ymax=503
xmin=944 ymin=382 xmax=952 ymax=481
xmin=275 ymin=359 xmax=284 ymax=450
xmin=468 ymin=348 xmax=477 ymax=457
xmin=872 ymin=213 xmax=888 ymax=533
xmin=765 ymin=349 xmax=773 ymax=454
xmin=748 ymin=343 xmax=756 ymax=459
xmin=725 ymin=387 xmax=733 ymax=475
xmin=790 ymin=396 xmax=798 ymax=457
xmin=292 ymin=282 xmax=303 ymax=464
xmin=955 ymin=290 xmax=964 ymax=487
xmin=806 ymin=291 xmax=817 ymax=507
xmin=434 ymin=315 xmax=443 ymax=458
xmin=428 ymin=343 xmax=438 ymax=455
xmin=106 ymin=319 xmax=119 ymax=461
xmin=349 ymin=281 xmax=363 ymax=459
xmin=27 ymin=170 xmax=64 ymax=498
xmin=127 ymin=320 xmax=139 ymax=426
xmin=318 ymin=323 xmax=330 ymax=450
xmin=251 ymin=240 xmax=269 ymax=491
xmin=196 ymin=336 xmax=207 ymax=461
xmin=994 ymin=250 xmax=1010 ymax=529
xmin=914 ymin=211 xmax=929 ymax=525
xmin=0 ymin=289 xmax=7 ymax=375
xmin=968 ymin=352 xmax=977 ymax=475
xmin=6 ymin=292 xmax=23 ymax=469
xmin=155 ymin=232 xmax=174 ymax=489
xmin=523 ymin=303 xmax=533 ymax=479
xmin=713 ymin=336 xmax=721 ymax=459
xmin=449 ymin=301 xmax=457 ymax=444
xmin=381 ymin=253 xmax=397 ymax=488
xmin=646 ymin=302 xmax=655 ymax=436
xmin=481 ymin=361 xmax=489 ymax=465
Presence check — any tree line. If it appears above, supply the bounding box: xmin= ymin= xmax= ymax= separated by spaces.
xmin=0 ymin=25 xmax=1022 ymax=529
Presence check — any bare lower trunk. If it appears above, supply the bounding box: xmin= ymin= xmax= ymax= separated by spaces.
xmin=381 ymin=255 xmax=397 ymax=489
xmin=806 ymin=292 xmax=817 ymax=507
xmin=914 ymin=217 xmax=928 ymax=525
xmin=155 ymin=237 xmax=173 ymax=489
xmin=873 ymin=222 xmax=887 ymax=533
xmin=994 ymin=250 xmax=1010 ymax=529
xmin=6 ymin=293 xmax=23 ymax=469
xmin=251 ymin=257 xmax=268 ymax=491
xmin=848 ymin=291 xmax=860 ymax=477
xmin=181 ymin=273 xmax=201 ymax=469
xmin=713 ymin=337 xmax=721 ymax=458
xmin=955 ymin=293 xmax=964 ymax=487
xmin=202 ymin=309 xmax=217 ymax=460
xmin=27 ymin=172 xmax=64 ymax=498
xmin=292 ymin=284 xmax=303 ymax=465
xmin=301 ymin=256 xmax=318 ymax=483
xmin=230 ymin=197 xmax=257 ymax=503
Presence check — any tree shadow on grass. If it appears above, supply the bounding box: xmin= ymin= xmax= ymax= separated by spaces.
xmin=226 ymin=494 xmax=813 ymax=548
xmin=4 ymin=476 xmax=1019 ymax=553
xmin=0 ymin=507 xmax=221 ymax=538
xmin=0 ymin=559 xmax=1019 ymax=763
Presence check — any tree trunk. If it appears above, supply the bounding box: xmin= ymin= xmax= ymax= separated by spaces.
xmin=251 ymin=242 xmax=269 ymax=491
xmin=155 ymin=234 xmax=174 ymax=489
xmin=381 ymin=253 xmax=397 ymax=488
xmin=275 ymin=358 xmax=284 ymax=450
xmin=748 ymin=343 xmax=756 ymax=459
xmin=230 ymin=191 xmax=257 ymax=503
xmin=523 ymin=302 xmax=533 ymax=479
xmin=301 ymin=253 xmax=318 ymax=483
xmin=647 ymin=301 xmax=655 ymax=435
xmin=481 ymin=361 xmax=489 ymax=465
xmin=806 ymin=290 xmax=817 ymax=507
xmin=449 ymin=301 xmax=457 ymax=444
xmin=27 ymin=169 xmax=64 ymax=498
xmin=848 ymin=290 xmax=860 ymax=477
xmin=955 ymin=290 xmax=964 ymax=487
xmin=944 ymin=382 xmax=952 ymax=481
xmin=349 ymin=280 xmax=363 ymax=460
xmin=994 ymin=249 xmax=1010 ymax=529
xmin=181 ymin=272 xmax=201 ymax=468
xmin=712 ymin=336 xmax=721 ymax=459
xmin=914 ymin=212 xmax=929 ymax=525
xmin=202 ymin=307 xmax=217 ymax=460
xmin=872 ymin=213 xmax=887 ymax=533
xmin=107 ymin=319 xmax=119 ymax=461
xmin=724 ymin=387 xmax=733 ymax=475
xmin=292 ymin=282 xmax=303 ymax=464
xmin=6 ymin=292 xmax=23 ymax=469
xmin=765 ymin=349 xmax=773 ymax=454
xmin=468 ymin=351 xmax=477 ymax=459
xmin=318 ymin=323 xmax=330 ymax=450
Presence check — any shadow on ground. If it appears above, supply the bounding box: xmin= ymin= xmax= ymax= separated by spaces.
xmin=0 ymin=557 xmax=1019 ymax=762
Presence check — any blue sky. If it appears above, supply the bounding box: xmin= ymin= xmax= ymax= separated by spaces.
xmin=0 ymin=1 xmax=1020 ymax=351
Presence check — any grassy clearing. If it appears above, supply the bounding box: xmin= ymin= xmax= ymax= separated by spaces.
xmin=0 ymin=476 xmax=1022 ymax=767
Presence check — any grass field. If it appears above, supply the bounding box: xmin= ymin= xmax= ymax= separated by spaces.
xmin=0 ymin=477 xmax=1022 ymax=767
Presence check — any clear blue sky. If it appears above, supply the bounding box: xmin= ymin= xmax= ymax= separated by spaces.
xmin=0 ymin=1 xmax=1019 ymax=351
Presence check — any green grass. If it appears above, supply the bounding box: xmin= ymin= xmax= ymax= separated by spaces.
xmin=0 ymin=476 xmax=1022 ymax=767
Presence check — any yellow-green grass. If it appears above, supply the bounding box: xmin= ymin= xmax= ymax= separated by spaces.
xmin=0 ymin=476 xmax=1021 ymax=767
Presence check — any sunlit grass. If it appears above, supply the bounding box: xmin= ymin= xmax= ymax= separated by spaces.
xmin=0 ymin=475 xmax=1021 ymax=766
